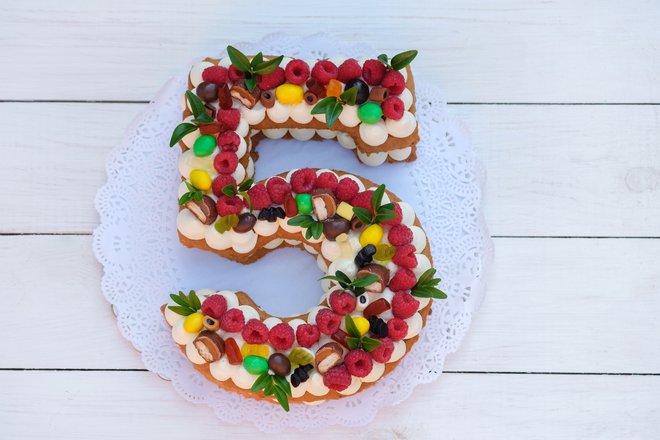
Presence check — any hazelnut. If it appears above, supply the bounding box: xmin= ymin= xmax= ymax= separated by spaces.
xmin=185 ymin=195 xmax=217 ymax=225
xmin=230 ymin=84 xmax=257 ymax=109
xmin=356 ymin=264 xmax=390 ymax=293
xmin=193 ymin=331 xmax=225 ymax=362
xmin=312 ymin=192 xmax=336 ymax=221
xmin=314 ymin=342 xmax=344 ymax=374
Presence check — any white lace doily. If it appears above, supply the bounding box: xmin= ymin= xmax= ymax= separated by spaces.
xmin=93 ymin=33 xmax=493 ymax=432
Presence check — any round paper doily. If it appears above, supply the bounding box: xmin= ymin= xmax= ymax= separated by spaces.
xmin=93 ymin=33 xmax=493 ymax=432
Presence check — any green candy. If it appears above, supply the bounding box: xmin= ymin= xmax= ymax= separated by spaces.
xmin=357 ymin=102 xmax=383 ymax=124
xmin=243 ymin=355 xmax=269 ymax=375
xmin=296 ymin=193 xmax=313 ymax=215
xmin=193 ymin=135 xmax=216 ymax=157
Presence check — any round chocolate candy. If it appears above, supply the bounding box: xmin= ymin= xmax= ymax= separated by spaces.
xmin=345 ymin=78 xmax=370 ymax=105
xmin=234 ymin=213 xmax=257 ymax=233
xmin=268 ymin=353 xmax=291 ymax=377
xmin=322 ymin=216 xmax=350 ymax=241
xmin=196 ymin=81 xmax=219 ymax=102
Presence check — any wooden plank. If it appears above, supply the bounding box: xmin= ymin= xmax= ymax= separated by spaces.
xmin=1 ymin=102 xmax=659 ymax=236
xmin=0 ymin=371 xmax=657 ymax=439
xmin=1 ymin=0 xmax=659 ymax=102
xmin=2 ymin=235 xmax=659 ymax=373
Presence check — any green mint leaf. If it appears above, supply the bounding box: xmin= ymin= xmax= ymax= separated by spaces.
xmin=339 ymin=85 xmax=358 ymax=106
xmin=353 ymin=286 xmax=365 ymax=296
xmin=191 ymin=113 xmax=214 ymax=125
xmin=170 ymin=122 xmax=198 ymax=147
xmin=252 ymin=55 xmax=284 ymax=75
xmin=361 ymin=336 xmax=382 ymax=353
xmin=251 ymin=372 xmax=272 ymax=393
xmin=346 ymin=336 xmax=361 ymax=350
xmin=351 ymin=274 xmax=379 ymax=288
xmin=416 ymin=268 xmax=435 ymax=285
xmin=169 ymin=293 xmax=190 ymax=308
xmin=334 ymin=271 xmax=353 ymax=286
xmin=185 ymin=90 xmax=207 ymax=120
xmin=188 ymin=290 xmax=201 ymax=310
xmin=377 ymin=54 xmax=389 ymax=65
xmin=273 ymin=386 xmax=290 ymax=412
xmin=371 ymin=184 xmax=386 ymax=213
xmin=221 ymin=184 xmax=237 ymax=197
xmin=272 ymin=375 xmax=292 ymax=397
xmin=311 ymin=97 xmax=338 ymax=115
xmin=239 ymin=191 xmax=252 ymax=212
xmin=344 ymin=314 xmax=361 ymax=338
xmin=325 ymin=101 xmax=343 ymax=128
xmin=390 ymin=49 xmax=418 ymax=71
xmin=167 ymin=305 xmax=193 ymax=316
xmin=178 ymin=193 xmax=191 ymax=206
xmin=238 ymin=178 xmax=254 ymax=192
xmin=287 ymin=215 xmax=315 ymax=227
xmin=310 ymin=222 xmax=323 ymax=239
xmin=352 ymin=207 xmax=373 ymax=225
xmin=226 ymin=45 xmax=252 ymax=72
xmin=304 ymin=227 xmax=313 ymax=240
xmin=374 ymin=210 xmax=397 ymax=224
xmin=250 ymin=52 xmax=264 ymax=68
xmin=244 ymin=77 xmax=258 ymax=92
xmin=263 ymin=381 xmax=275 ymax=396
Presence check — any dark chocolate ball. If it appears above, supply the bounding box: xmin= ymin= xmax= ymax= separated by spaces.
xmin=196 ymin=81 xmax=219 ymax=102
xmin=268 ymin=353 xmax=291 ymax=377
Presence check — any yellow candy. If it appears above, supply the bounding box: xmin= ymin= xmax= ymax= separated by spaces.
xmin=275 ymin=84 xmax=304 ymax=105
xmin=353 ymin=316 xmax=370 ymax=336
xmin=183 ymin=312 xmax=204 ymax=333
xmin=189 ymin=169 xmax=212 ymax=191
xmin=359 ymin=224 xmax=384 ymax=247
xmin=241 ymin=343 xmax=269 ymax=358
xmin=374 ymin=243 xmax=396 ymax=261
xmin=288 ymin=347 xmax=314 ymax=366
xmin=336 ymin=201 xmax=354 ymax=221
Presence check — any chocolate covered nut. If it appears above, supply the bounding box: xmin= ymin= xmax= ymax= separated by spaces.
xmin=193 ymin=331 xmax=225 ymax=362
xmin=185 ymin=195 xmax=218 ymax=225
xmin=234 ymin=212 xmax=257 ymax=233
xmin=312 ymin=192 xmax=336 ymax=221
xmin=260 ymin=90 xmax=275 ymax=108
xmin=350 ymin=216 xmax=367 ymax=233
xmin=315 ymin=342 xmax=344 ymax=374
xmin=217 ymin=83 xmax=233 ymax=110
xmin=322 ymin=216 xmax=350 ymax=241
xmin=203 ymin=315 xmax=220 ymax=331
xmin=356 ymin=264 xmax=390 ymax=293
xmin=196 ymin=81 xmax=219 ymax=102
xmin=369 ymin=86 xmax=389 ymax=102
xmin=268 ymin=353 xmax=291 ymax=377
xmin=304 ymin=91 xmax=318 ymax=105
xmin=230 ymin=84 xmax=257 ymax=109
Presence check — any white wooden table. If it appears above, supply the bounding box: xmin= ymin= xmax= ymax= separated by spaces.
xmin=1 ymin=1 xmax=659 ymax=438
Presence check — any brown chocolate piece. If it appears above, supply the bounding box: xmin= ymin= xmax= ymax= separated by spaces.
xmin=312 ymin=192 xmax=336 ymax=221
xmin=234 ymin=212 xmax=257 ymax=233
xmin=217 ymin=84 xmax=233 ymax=110
xmin=204 ymin=103 xmax=217 ymax=119
xmin=196 ymin=81 xmax=219 ymax=102
xmin=356 ymin=264 xmax=390 ymax=293
xmin=230 ymin=84 xmax=257 ymax=109
xmin=304 ymin=91 xmax=318 ymax=105
xmin=350 ymin=216 xmax=367 ymax=232
xmin=315 ymin=342 xmax=344 ymax=374
xmin=198 ymin=122 xmax=221 ymax=135
xmin=185 ymin=195 xmax=217 ymax=225
xmin=322 ymin=216 xmax=350 ymax=241
xmin=369 ymin=86 xmax=389 ymax=102
xmin=260 ymin=90 xmax=275 ymax=108
xmin=363 ymin=298 xmax=391 ymax=319
xmin=268 ymin=353 xmax=291 ymax=377
xmin=193 ymin=331 xmax=225 ymax=362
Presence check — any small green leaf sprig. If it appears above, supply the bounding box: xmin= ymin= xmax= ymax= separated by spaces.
xmin=411 ymin=268 xmax=447 ymax=299
xmin=287 ymin=215 xmax=324 ymax=240
xmin=377 ymin=50 xmax=418 ymax=71
xmin=168 ymin=290 xmax=201 ymax=316
xmin=178 ymin=181 xmax=203 ymax=206
xmin=320 ymin=270 xmax=379 ymax=296
xmin=227 ymin=46 xmax=284 ymax=92
xmin=251 ymin=372 xmax=292 ymax=411
xmin=170 ymin=91 xmax=214 ymax=147
xmin=344 ymin=314 xmax=382 ymax=352
xmin=352 ymin=184 xmax=397 ymax=226
xmin=310 ymin=85 xmax=358 ymax=129
xmin=221 ymin=178 xmax=254 ymax=212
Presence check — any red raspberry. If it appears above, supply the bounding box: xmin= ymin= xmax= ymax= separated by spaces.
xmin=389 ymin=268 xmax=417 ymax=292
xmin=387 ymin=318 xmax=408 ymax=340
xmin=362 ymin=59 xmax=387 ymax=85
xmin=350 ymin=190 xmax=374 ymax=214
xmin=212 ymin=174 xmax=236 ymax=197
xmin=328 ymin=290 xmax=356 ymax=315
xmin=311 ymin=60 xmax=338 ymax=85
xmin=388 ymin=224 xmax=413 ymax=246
xmin=344 ymin=349 xmax=373 ymax=378
xmin=228 ymin=65 xmax=245 ymax=82
xmin=219 ymin=308 xmax=245 ymax=333
xmin=217 ymin=131 xmax=240 ymax=152
xmin=200 ymin=294 xmax=227 ymax=319
xmin=391 ymin=291 xmax=420 ymax=319
xmin=315 ymin=308 xmax=341 ymax=335
xmin=284 ymin=59 xmax=310 ymax=85
xmin=216 ymin=195 xmax=244 ymax=216
xmin=382 ymin=96 xmax=404 ymax=120
xmin=268 ymin=322 xmax=295 ymax=350
xmin=370 ymin=338 xmax=394 ymax=363
xmin=202 ymin=65 xmax=228 ymax=84
xmin=323 ymin=364 xmax=352 ymax=391
xmin=290 ymin=168 xmax=317 ymax=194
xmin=381 ymin=202 xmax=402 ymax=226
xmin=381 ymin=70 xmax=406 ymax=95
xmin=337 ymin=58 xmax=362 ymax=83
xmin=213 ymin=151 xmax=239 ymax=174
xmin=217 ymin=108 xmax=240 ymax=131
xmin=266 ymin=177 xmax=291 ymax=204
xmin=242 ymin=319 xmax=269 ymax=344
xmin=246 ymin=184 xmax=272 ymax=210
xmin=392 ymin=244 xmax=418 ymax=269
xmin=296 ymin=323 xmax=320 ymax=348
xmin=335 ymin=178 xmax=359 ymax=202
xmin=314 ymin=172 xmax=338 ymax=192
xmin=257 ymin=67 xmax=285 ymax=90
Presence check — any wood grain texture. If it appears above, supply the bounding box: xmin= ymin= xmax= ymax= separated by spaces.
xmin=1 ymin=371 xmax=658 ymax=439
xmin=0 ymin=0 xmax=659 ymax=102
xmin=2 ymin=235 xmax=658 ymax=373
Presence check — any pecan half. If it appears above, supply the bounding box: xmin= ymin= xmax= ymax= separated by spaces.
xmin=230 ymin=84 xmax=257 ymax=109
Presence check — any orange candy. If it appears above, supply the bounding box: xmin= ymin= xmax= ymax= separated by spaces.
xmin=326 ymin=79 xmax=343 ymax=98
xmin=224 ymin=337 xmax=243 ymax=365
